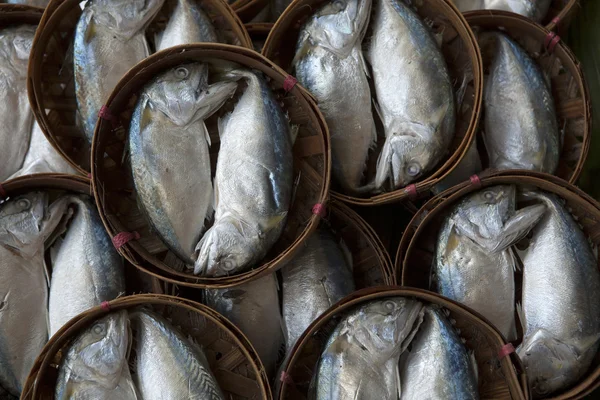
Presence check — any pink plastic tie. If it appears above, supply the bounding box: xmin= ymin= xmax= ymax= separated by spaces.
xmin=551 ymin=16 xmax=561 ymax=27
xmin=98 ymin=105 xmax=120 ymax=128
xmin=280 ymin=371 xmax=294 ymax=385
xmin=404 ymin=184 xmax=418 ymax=201
xmin=498 ymin=343 xmax=515 ymax=360
xmin=544 ymin=31 xmax=561 ymax=53
xmin=283 ymin=75 xmax=297 ymax=92
xmin=312 ymin=203 xmax=326 ymax=218
xmin=112 ymin=231 xmax=140 ymax=250
xmin=101 ymin=301 xmax=111 ymax=311
xmin=0 ymin=183 xmax=5 ymax=199
xmin=87 ymin=173 xmax=92 ymax=178
xmin=469 ymin=174 xmax=482 ymax=188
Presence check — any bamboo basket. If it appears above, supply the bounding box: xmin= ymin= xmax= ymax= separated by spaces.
xmin=232 ymin=0 xmax=270 ymax=22
xmin=21 ymin=294 xmax=271 ymax=400
xmin=262 ymin=0 xmax=483 ymax=206
xmin=463 ymin=11 xmax=590 ymax=184
xmin=27 ymin=0 xmax=252 ymax=175
xmin=91 ymin=43 xmax=330 ymax=289
xmin=397 ymin=171 xmax=600 ymax=400
xmin=277 ymin=286 xmax=529 ymax=400
xmin=0 ymin=3 xmax=43 ymax=25
xmin=246 ymin=22 xmax=272 ymax=52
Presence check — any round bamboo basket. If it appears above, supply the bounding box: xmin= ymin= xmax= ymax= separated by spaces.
xmin=21 ymin=294 xmax=271 ymax=400
xmin=246 ymin=22 xmax=272 ymax=52
xmin=0 ymin=3 xmax=43 ymax=25
xmin=91 ymin=43 xmax=330 ymax=289
xmin=27 ymin=0 xmax=252 ymax=175
xmin=262 ymin=0 xmax=483 ymax=206
xmin=232 ymin=0 xmax=269 ymax=22
xmin=277 ymin=286 xmax=529 ymax=400
xmin=464 ymin=11 xmax=590 ymax=184
xmin=397 ymin=171 xmax=600 ymax=400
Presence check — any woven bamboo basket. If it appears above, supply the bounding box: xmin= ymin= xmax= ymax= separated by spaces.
xmin=262 ymin=0 xmax=483 ymax=206
xmin=246 ymin=22 xmax=272 ymax=52
xmin=21 ymin=294 xmax=271 ymax=400
xmin=27 ymin=0 xmax=252 ymax=175
xmin=91 ymin=43 xmax=330 ymax=289
xmin=463 ymin=11 xmax=590 ymax=184
xmin=277 ymin=286 xmax=529 ymax=400
xmin=232 ymin=0 xmax=269 ymax=22
xmin=397 ymin=171 xmax=600 ymax=400
xmin=0 ymin=3 xmax=43 ymax=26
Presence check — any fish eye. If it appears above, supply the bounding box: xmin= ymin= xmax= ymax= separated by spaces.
xmin=222 ymin=259 xmax=236 ymax=271
xmin=17 ymin=198 xmax=31 ymax=210
xmin=333 ymin=0 xmax=346 ymax=10
xmin=406 ymin=163 xmax=421 ymax=177
xmin=92 ymin=323 xmax=106 ymax=336
xmin=175 ymin=67 xmax=189 ymax=79
xmin=383 ymin=301 xmax=395 ymax=311
xmin=483 ymin=191 xmax=495 ymax=201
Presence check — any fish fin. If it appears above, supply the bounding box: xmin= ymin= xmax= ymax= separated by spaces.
xmin=358 ymin=49 xmax=371 ymax=79
xmin=217 ymin=113 xmax=231 ymax=139
xmin=291 ymin=37 xmax=312 ymax=67
xmin=470 ymin=351 xmax=479 ymax=384
xmin=154 ymin=31 xmax=163 ymax=51
xmin=516 ymin=302 xmax=526 ymax=334
xmin=455 ymin=71 xmax=471 ymax=107
xmin=396 ymin=364 xmax=402 ymax=399
xmin=338 ymin=237 xmax=354 ymax=272
xmin=289 ymin=125 xmax=299 ymax=144
xmin=491 ymin=203 xmax=546 ymax=253
xmin=83 ymin=12 xmax=96 ymax=44
xmin=139 ymin=100 xmax=153 ymax=132
xmin=202 ymin=120 xmax=212 ymax=147
xmin=372 ymin=99 xmax=385 ymax=137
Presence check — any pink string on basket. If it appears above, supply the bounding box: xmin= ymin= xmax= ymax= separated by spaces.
xmin=404 ymin=184 xmax=418 ymax=201
xmin=280 ymin=371 xmax=294 ymax=386
xmin=544 ymin=31 xmax=561 ymax=54
xmin=101 ymin=301 xmax=111 ymax=311
xmin=112 ymin=231 xmax=140 ymax=250
xmin=312 ymin=203 xmax=326 ymax=218
xmin=283 ymin=75 xmax=297 ymax=92
xmin=469 ymin=174 xmax=482 ymax=188
xmin=498 ymin=343 xmax=515 ymax=360
xmin=98 ymin=105 xmax=120 ymax=128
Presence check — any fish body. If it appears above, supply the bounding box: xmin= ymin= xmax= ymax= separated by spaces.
xmin=282 ymin=227 xmax=355 ymax=352
xmin=157 ymin=0 xmax=217 ymax=51
xmin=0 ymin=193 xmax=70 ymax=396
xmin=453 ymin=1 xmax=552 ymax=22
xmin=132 ymin=309 xmax=225 ymax=399
xmin=55 ymin=311 xmax=138 ymax=400
xmin=399 ymin=306 xmax=479 ymax=400
xmin=130 ymin=63 xmax=237 ymax=263
xmin=0 ymin=25 xmax=35 ymax=181
xmin=194 ymin=69 xmax=293 ymax=277
xmin=482 ymin=32 xmax=559 ymax=173
xmin=518 ymin=191 xmax=600 ymax=398
xmin=367 ymin=0 xmax=455 ymax=191
xmin=293 ymin=0 xmax=375 ymax=194
xmin=205 ymin=273 xmax=284 ymax=377
xmin=48 ymin=195 xmax=125 ymax=336
xmin=74 ymin=0 xmax=165 ymax=143
xmin=433 ymin=185 xmax=545 ymax=341
xmin=310 ymin=298 xmax=424 ymax=400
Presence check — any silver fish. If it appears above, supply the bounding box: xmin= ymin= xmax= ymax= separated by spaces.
xmin=399 ymin=306 xmax=479 ymax=399
xmin=130 ymin=63 xmax=237 ymax=264
xmin=156 ymin=0 xmax=218 ymax=51
xmin=74 ymin=0 xmax=165 ymax=143
xmin=367 ymin=0 xmax=455 ymax=192
xmin=281 ymin=227 xmax=355 ymax=352
xmin=432 ymin=138 xmax=482 ymax=194
xmin=293 ymin=0 xmax=375 ymax=194
xmin=481 ymin=32 xmax=560 ymax=173
xmin=48 ymin=195 xmax=125 ymax=336
xmin=194 ymin=69 xmax=293 ymax=277
xmin=205 ymin=273 xmax=284 ymax=377
xmin=0 ymin=25 xmax=35 ymax=181
xmin=55 ymin=311 xmax=138 ymax=400
xmin=310 ymin=298 xmax=424 ymax=400
xmin=518 ymin=191 xmax=600 ymax=398
xmin=453 ymin=1 xmax=552 ymax=22
xmin=433 ymin=185 xmax=545 ymax=341
xmin=131 ymin=309 xmax=225 ymax=399
xmin=5 ymin=0 xmax=50 ymax=6
xmin=0 ymin=192 xmax=70 ymax=397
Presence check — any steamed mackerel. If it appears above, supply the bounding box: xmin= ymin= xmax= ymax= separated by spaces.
xmin=74 ymin=0 xmax=165 ymax=143
xmin=205 ymin=273 xmax=284 ymax=378
xmin=281 ymin=227 xmax=355 ymax=352
xmin=48 ymin=195 xmax=125 ymax=336
xmin=0 ymin=25 xmax=35 ymax=181
xmin=194 ymin=69 xmax=293 ymax=277
xmin=518 ymin=191 xmax=600 ymax=398
xmin=367 ymin=0 xmax=455 ymax=191
xmin=132 ymin=309 xmax=224 ymax=399
xmin=400 ymin=307 xmax=479 ymax=400
xmin=433 ymin=185 xmax=545 ymax=341
xmin=55 ymin=311 xmax=138 ymax=400
xmin=293 ymin=0 xmax=375 ymax=194
xmin=482 ymin=32 xmax=560 ymax=173
xmin=453 ymin=1 xmax=552 ymax=22
xmin=0 ymin=193 xmax=70 ymax=397
xmin=157 ymin=0 xmax=218 ymax=51
xmin=310 ymin=298 xmax=424 ymax=400
xmin=130 ymin=63 xmax=236 ymax=263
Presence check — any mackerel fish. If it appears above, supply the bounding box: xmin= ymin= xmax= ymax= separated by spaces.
xmin=453 ymin=1 xmax=552 ymax=22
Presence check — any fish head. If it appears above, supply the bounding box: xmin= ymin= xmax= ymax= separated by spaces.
xmin=92 ymin=0 xmax=165 ymax=39
xmin=0 ymin=192 xmax=48 ymax=254
xmin=146 ymin=63 xmax=237 ymax=126
xmin=305 ymin=0 xmax=371 ymax=56
xmin=66 ymin=311 xmax=129 ymax=387
xmin=194 ymin=219 xmax=258 ymax=277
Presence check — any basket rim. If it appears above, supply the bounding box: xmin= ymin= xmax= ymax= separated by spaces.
xmin=545 ymin=0 xmax=580 ymax=31
xmin=262 ymin=0 xmax=484 ymax=206
xmin=277 ymin=286 xmax=529 ymax=400
xmin=90 ymin=42 xmax=332 ymax=289
xmin=0 ymin=173 xmax=90 ymax=195
xmin=21 ymin=294 xmax=272 ymax=400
